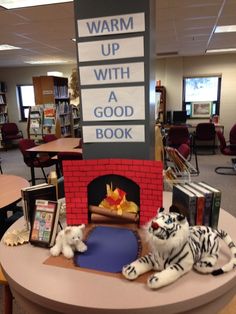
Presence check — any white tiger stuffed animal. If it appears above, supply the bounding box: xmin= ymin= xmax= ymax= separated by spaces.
xmin=122 ymin=208 xmax=236 ymax=289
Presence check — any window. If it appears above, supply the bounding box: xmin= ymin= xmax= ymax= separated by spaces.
xmin=182 ymin=76 xmax=221 ymax=118
xmin=17 ymin=85 xmax=35 ymax=121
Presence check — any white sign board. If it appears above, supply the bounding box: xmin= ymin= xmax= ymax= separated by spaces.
xmin=77 ymin=12 xmax=145 ymax=38
xmin=78 ymin=36 xmax=144 ymax=62
xmin=82 ymin=125 xmax=145 ymax=142
xmin=79 ymin=62 xmax=144 ymax=85
xmin=81 ymin=86 xmax=145 ymax=121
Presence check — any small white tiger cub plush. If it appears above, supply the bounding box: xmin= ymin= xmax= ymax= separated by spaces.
xmin=122 ymin=208 xmax=236 ymax=289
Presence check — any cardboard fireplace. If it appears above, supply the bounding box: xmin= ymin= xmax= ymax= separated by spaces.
xmin=63 ymin=159 xmax=163 ymax=226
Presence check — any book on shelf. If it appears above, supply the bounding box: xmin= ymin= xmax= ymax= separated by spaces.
xmin=29 ymin=199 xmax=60 ymax=248
xmin=21 ymin=183 xmax=57 ymax=230
xmin=182 ymin=184 xmax=205 ymax=225
xmin=44 ymin=107 xmax=56 ymax=118
xmin=198 ymin=182 xmax=221 ymax=229
xmin=172 ymin=184 xmax=197 ymax=226
xmin=29 ymin=106 xmax=43 ymax=139
xmin=187 ymin=182 xmax=213 ymax=226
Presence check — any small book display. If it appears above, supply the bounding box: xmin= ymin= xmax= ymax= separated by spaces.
xmin=29 ymin=199 xmax=60 ymax=248
xmin=28 ymin=106 xmax=43 ymax=141
xmin=43 ymin=104 xmax=56 ymax=135
xmin=172 ymin=181 xmax=221 ymax=228
xmin=21 ymin=183 xmax=57 ymax=229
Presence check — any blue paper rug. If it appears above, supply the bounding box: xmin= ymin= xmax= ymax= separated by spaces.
xmin=74 ymin=226 xmax=140 ymax=273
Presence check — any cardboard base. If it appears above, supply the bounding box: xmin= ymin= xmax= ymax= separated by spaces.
xmin=44 ymin=223 xmax=152 ymax=283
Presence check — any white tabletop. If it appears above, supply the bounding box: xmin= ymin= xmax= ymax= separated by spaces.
xmin=0 ymin=192 xmax=235 ymax=314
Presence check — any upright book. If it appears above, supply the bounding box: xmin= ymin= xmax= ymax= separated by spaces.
xmin=172 ymin=184 xmax=197 ymax=226
xmin=29 ymin=199 xmax=60 ymax=248
xmin=186 ymin=182 xmax=213 ymax=226
xmin=198 ymin=182 xmax=221 ymax=229
xmin=21 ymin=183 xmax=57 ymax=229
xmin=182 ymin=183 xmax=205 ymax=225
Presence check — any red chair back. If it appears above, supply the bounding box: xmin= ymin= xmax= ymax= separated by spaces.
xmin=167 ymin=126 xmax=190 ymax=147
xmin=2 ymin=123 xmax=19 ymax=135
xmin=229 ymin=124 xmax=236 ymax=145
xmin=43 ymin=134 xmax=58 ymax=143
xmin=18 ymin=139 xmax=36 ymax=166
xmin=216 ymin=130 xmax=226 ymax=152
xmin=177 ymin=143 xmax=190 ymax=159
xmin=195 ymin=123 xmax=215 ymax=141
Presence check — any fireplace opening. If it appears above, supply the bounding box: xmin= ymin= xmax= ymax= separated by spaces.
xmin=87 ymin=174 xmax=140 ymax=225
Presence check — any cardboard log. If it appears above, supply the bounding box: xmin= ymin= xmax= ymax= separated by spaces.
xmin=89 ymin=205 xmax=139 ymax=222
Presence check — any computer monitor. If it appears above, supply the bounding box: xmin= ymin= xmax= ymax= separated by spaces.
xmin=172 ymin=110 xmax=187 ymax=125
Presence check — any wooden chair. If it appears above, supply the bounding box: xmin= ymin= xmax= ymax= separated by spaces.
xmin=0 ymin=266 xmax=13 ymax=314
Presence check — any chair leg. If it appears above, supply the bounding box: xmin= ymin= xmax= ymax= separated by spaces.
xmin=195 ymin=152 xmax=200 ymax=175
xmin=40 ymin=167 xmax=48 ymax=182
xmin=215 ymin=166 xmax=236 ymax=175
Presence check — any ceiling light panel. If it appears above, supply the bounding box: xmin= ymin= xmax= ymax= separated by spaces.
xmin=215 ymin=25 xmax=236 ymax=33
xmin=0 ymin=0 xmax=72 ymax=9
xmin=0 ymin=44 xmax=21 ymax=50
xmin=206 ymin=48 xmax=236 ymax=53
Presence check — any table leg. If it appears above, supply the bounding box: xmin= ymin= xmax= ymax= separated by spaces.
xmin=4 ymin=285 xmax=13 ymax=314
xmin=30 ymin=167 xmax=35 ymax=186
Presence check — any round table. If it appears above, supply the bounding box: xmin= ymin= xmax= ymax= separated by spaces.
xmin=0 ymin=174 xmax=29 ymax=209
xmin=0 ymin=192 xmax=235 ymax=314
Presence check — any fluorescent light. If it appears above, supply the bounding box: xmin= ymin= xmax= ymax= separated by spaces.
xmin=215 ymin=25 xmax=236 ymax=33
xmin=0 ymin=44 xmax=21 ymax=50
xmin=0 ymin=0 xmax=72 ymax=9
xmin=206 ymin=48 xmax=236 ymax=54
xmin=25 ymin=60 xmax=69 ymax=64
xmin=47 ymin=71 xmax=63 ymax=76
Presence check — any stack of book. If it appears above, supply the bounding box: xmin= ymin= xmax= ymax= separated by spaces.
xmin=21 ymin=183 xmax=61 ymax=247
xmin=172 ymin=181 xmax=221 ymax=228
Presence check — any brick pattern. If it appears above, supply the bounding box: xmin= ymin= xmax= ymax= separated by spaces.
xmin=63 ymin=159 xmax=163 ymax=226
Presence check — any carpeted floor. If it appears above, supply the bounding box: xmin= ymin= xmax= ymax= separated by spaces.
xmin=0 ymin=147 xmax=235 ymax=313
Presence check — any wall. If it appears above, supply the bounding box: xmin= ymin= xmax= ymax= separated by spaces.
xmin=0 ymin=64 xmax=76 ymax=137
xmin=1 ymin=53 xmax=236 ymax=139
xmin=156 ymin=54 xmax=236 ymax=138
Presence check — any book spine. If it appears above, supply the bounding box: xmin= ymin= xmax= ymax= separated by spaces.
xmin=211 ymin=192 xmax=221 ymax=229
xmin=203 ymin=193 xmax=213 ymax=226
xmin=196 ymin=196 xmax=205 ymax=225
xmin=21 ymin=190 xmax=30 ymax=230
xmin=188 ymin=196 xmax=197 ymax=226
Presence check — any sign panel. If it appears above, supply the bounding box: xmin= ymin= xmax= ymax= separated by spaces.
xmin=83 ymin=125 xmax=145 ymax=142
xmin=78 ymin=12 xmax=145 ymax=38
xmin=81 ymin=86 xmax=145 ymax=121
xmin=78 ymin=36 xmax=144 ymax=62
xmin=79 ymin=62 xmax=144 ymax=85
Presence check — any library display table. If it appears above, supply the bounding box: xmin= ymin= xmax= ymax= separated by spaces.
xmin=0 ymin=174 xmax=29 ymax=209
xmin=0 ymin=192 xmax=235 ymax=314
xmin=26 ymin=137 xmax=82 ymax=154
